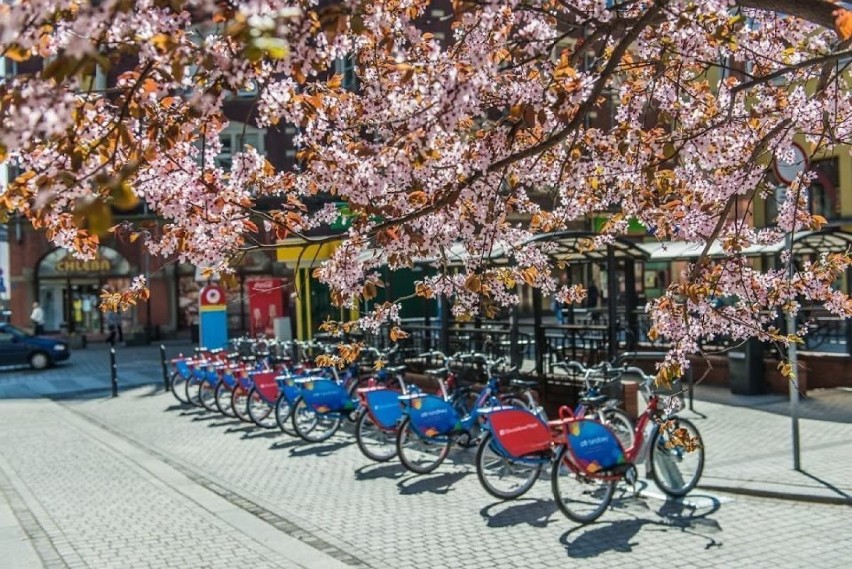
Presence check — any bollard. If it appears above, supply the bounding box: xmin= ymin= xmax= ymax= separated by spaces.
xmin=109 ymin=347 xmax=118 ymax=397
xmin=160 ymin=344 xmax=170 ymax=391
xmin=621 ymin=379 xmax=639 ymax=420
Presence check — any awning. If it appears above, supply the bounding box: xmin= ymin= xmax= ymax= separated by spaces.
xmin=638 ymin=228 xmax=852 ymax=261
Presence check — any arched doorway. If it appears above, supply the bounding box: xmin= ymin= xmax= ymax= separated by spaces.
xmin=36 ymin=247 xmax=132 ymax=333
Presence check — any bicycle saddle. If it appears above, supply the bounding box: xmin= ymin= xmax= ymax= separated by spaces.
xmin=509 ymin=378 xmax=539 ymax=389
xmin=578 ymin=393 xmax=609 ymax=407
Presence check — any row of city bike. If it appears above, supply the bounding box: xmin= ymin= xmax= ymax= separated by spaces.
xmin=167 ymin=337 xmax=705 ymax=524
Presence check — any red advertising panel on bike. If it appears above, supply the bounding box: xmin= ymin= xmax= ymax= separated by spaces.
xmin=489 ymin=409 xmax=552 ymax=457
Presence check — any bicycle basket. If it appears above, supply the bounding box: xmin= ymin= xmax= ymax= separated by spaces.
xmin=565 ymin=419 xmax=628 ymax=474
xmin=488 ymin=408 xmax=551 ymax=458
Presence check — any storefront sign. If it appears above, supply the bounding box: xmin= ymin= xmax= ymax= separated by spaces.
xmin=37 ymin=246 xmax=130 ymax=278
xmin=55 ymin=255 xmax=111 ymax=273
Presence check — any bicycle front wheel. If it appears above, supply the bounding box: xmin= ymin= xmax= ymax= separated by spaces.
xmin=551 ymin=446 xmax=615 ymax=524
xmin=650 ymin=417 xmax=704 ymax=497
xmin=275 ymin=393 xmax=296 ymax=436
xmin=231 ymin=386 xmax=251 ymax=422
xmin=356 ymin=411 xmax=398 ymax=462
xmin=198 ymin=381 xmax=218 ymax=412
xmin=185 ymin=378 xmax=203 ymax=408
xmin=396 ymin=417 xmax=450 ymax=474
xmin=215 ymin=380 xmax=235 ymax=417
xmin=475 ymin=432 xmax=542 ymax=500
xmin=291 ymin=397 xmax=342 ymax=443
xmin=247 ymin=388 xmax=277 ymax=429
xmin=170 ymin=371 xmax=190 ymax=404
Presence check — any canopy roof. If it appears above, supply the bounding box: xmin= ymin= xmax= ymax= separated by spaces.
xmin=639 ymin=227 xmax=852 ymax=261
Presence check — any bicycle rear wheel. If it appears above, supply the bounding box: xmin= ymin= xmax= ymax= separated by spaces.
xmin=475 ymin=432 xmax=542 ymax=500
xmin=247 ymin=388 xmax=278 ymax=429
xmin=396 ymin=417 xmax=450 ymax=474
xmin=215 ymin=380 xmax=235 ymax=417
xmin=650 ymin=417 xmax=704 ymax=497
xmin=603 ymin=408 xmax=635 ymax=450
xmin=551 ymin=446 xmax=615 ymax=524
xmin=291 ymin=397 xmax=342 ymax=443
xmin=356 ymin=411 xmax=397 ymax=462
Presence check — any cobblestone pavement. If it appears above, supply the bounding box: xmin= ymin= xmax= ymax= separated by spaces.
xmin=0 ymin=398 xmax=350 ymax=569
xmin=3 ymin=388 xmax=838 ymax=569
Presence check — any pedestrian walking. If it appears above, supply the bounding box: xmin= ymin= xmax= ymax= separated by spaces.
xmin=30 ymin=302 xmax=45 ymax=335
xmin=106 ymin=310 xmax=123 ymax=345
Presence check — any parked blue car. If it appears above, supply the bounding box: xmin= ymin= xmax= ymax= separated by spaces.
xmin=0 ymin=323 xmax=70 ymax=369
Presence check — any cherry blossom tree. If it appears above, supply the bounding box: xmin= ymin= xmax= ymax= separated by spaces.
xmin=2 ymin=0 xmax=852 ymax=381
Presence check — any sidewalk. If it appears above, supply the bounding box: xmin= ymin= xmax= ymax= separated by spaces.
xmin=686 ymin=385 xmax=852 ymax=505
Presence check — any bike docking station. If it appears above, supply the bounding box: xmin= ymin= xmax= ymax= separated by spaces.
xmin=199 ymin=283 xmax=228 ymax=349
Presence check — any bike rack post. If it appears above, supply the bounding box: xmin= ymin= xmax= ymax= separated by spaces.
xmin=109 ymin=348 xmax=118 ymax=398
xmin=160 ymin=344 xmax=169 ymax=391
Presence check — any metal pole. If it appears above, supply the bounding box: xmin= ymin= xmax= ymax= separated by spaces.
xmin=786 ymin=231 xmax=800 ymax=471
xmin=532 ymin=287 xmax=544 ymax=376
xmin=109 ymin=347 xmax=118 ymax=398
xmin=160 ymin=344 xmax=170 ymax=391
xmin=606 ymin=245 xmax=618 ymax=361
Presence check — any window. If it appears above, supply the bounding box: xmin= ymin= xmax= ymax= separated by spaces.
xmin=808 ymin=158 xmax=841 ymax=221
xmin=333 ymin=55 xmax=359 ymax=92
xmin=214 ymin=122 xmax=267 ymax=172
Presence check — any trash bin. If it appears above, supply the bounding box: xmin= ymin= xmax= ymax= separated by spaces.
xmin=728 ymin=338 xmax=764 ymax=395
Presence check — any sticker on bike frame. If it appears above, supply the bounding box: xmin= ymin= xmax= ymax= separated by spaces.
xmin=566 ymin=419 xmax=627 ymax=474
xmin=300 ymin=379 xmax=355 ymax=413
xmin=408 ymin=395 xmax=461 ymax=437
xmin=489 ymin=408 xmax=552 ymax=457
xmin=365 ymin=389 xmax=403 ymax=429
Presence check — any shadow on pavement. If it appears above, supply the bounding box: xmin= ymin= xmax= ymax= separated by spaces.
xmin=269 ymin=438 xmax=303 ymax=451
xmin=354 ymin=462 xmax=407 ymax=481
xmin=288 ymin=439 xmax=352 ymax=457
xmin=396 ymin=470 xmax=468 ymax=495
xmin=242 ymin=429 xmax=281 ymax=440
xmin=799 ymin=470 xmax=852 ymax=502
xmin=479 ymin=498 xmax=558 ymax=528
xmin=559 ymin=494 xmax=724 ymax=558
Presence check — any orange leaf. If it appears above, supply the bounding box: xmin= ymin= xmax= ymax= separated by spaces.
xmin=834 ymin=9 xmax=852 ymax=40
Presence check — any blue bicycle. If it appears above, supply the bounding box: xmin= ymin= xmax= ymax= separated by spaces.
xmin=394 ymin=354 xmax=534 ymax=474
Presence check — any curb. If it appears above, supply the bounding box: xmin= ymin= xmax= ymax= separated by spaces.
xmin=698 ymin=483 xmax=852 ymax=506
